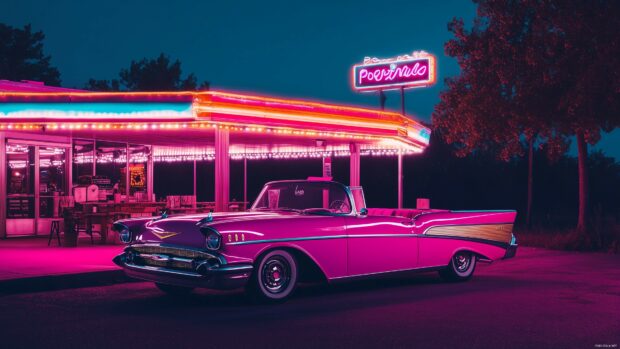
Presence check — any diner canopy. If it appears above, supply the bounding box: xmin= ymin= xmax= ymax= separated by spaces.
xmin=0 ymin=80 xmax=430 ymax=224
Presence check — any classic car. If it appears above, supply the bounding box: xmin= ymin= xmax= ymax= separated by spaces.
xmin=112 ymin=178 xmax=517 ymax=301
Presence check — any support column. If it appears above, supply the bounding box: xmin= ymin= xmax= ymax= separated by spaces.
xmin=193 ymin=159 xmax=197 ymax=208
xmin=397 ymin=151 xmax=403 ymax=209
xmin=0 ymin=132 xmax=6 ymax=239
xmin=147 ymin=146 xmax=154 ymax=201
xmin=125 ymin=143 xmax=130 ymax=197
xmin=214 ymin=128 xmax=230 ymax=212
xmin=349 ymin=143 xmax=360 ymax=187
xmin=243 ymin=157 xmax=247 ymax=210
xmin=67 ymin=137 xmax=73 ymax=198
xmin=34 ymin=146 xmax=40 ymax=235
xmin=92 ymin=140 xmax=96 ymax=176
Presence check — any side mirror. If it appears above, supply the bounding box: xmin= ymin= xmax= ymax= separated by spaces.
xmin=359 ymin=208 xmax=368 ymax=216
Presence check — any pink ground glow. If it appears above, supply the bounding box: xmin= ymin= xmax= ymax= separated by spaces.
xmin=0 ymin=237 xmax=122 ymax=281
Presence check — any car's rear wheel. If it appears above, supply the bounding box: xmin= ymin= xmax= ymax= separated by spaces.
xmin=155 ymin=282 xmax=194 ymax=295
xmin=247 ymin=249 xmax=298 ymax=302
xmin=439 ymin=251 xmax=477 ymax=282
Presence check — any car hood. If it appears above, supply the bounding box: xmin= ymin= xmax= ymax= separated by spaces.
xmin=130 ymin=211 xmax=300 ymax=248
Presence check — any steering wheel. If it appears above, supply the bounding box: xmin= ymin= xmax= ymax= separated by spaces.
xmin=329 ymin=200 xmax=350 ymax=213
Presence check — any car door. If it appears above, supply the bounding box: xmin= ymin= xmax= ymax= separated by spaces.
xmin=345 ymin=215 xmax=418 ymax=276
xmin=344 ymin=188 xmax=418 ymax=276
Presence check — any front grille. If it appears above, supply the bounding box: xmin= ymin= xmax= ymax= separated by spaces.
xmin=128 ymin=244 xmax=218 ymax=272
xmin=130 ymin=245 xmax=215 ymax=259
xmin=140 ymin=258 xmax=194 ymax=270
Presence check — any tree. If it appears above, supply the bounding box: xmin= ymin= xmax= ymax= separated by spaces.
xmin=540 ymin=1 xmax=620 ymax=245
xmin=84 ymin=78 xmax=120 ymax=91
xmin=0 ymin=23 xmax=61 ymax=85
xmin=434 ymin=1 xmax=620 ymax=246
xmin=433 ymin=1 xmax=560 ymax=228
xmin=86 ymin=53 xmax=209 ymax=91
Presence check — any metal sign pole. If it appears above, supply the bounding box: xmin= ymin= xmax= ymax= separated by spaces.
xmin=400 ymin=87 xmax=405 ymax=116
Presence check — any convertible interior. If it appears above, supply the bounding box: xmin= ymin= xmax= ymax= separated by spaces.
xmin=366 ymin=208 xmax=448 ymax=219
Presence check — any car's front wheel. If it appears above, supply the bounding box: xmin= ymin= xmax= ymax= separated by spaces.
xmin=439 ymin=251 xmax=477 ymax=282
xmin=154 ymin=282 xmax=194 ymax=295
xmin=247 ymin=249 xmax=298 ymax=302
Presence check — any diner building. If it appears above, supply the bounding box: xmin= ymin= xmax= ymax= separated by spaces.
xmin=0 ymin=80 xmax=430 ymax=239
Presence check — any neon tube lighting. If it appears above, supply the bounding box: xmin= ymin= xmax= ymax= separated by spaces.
xmin=0 ymin=90 xmax=431 ymax=151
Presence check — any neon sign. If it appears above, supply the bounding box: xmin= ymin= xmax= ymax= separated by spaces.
xmin=352 ymin=51 xmax=437 ymax=91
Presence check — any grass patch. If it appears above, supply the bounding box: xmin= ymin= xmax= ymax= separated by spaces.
xmin=515 ymin=225 xmax=620 ymax=253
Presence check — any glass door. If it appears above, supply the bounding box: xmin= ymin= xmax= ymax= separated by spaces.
xmin=37 ymin=146 xmax=68 ymax=235
xmin=6 ymin=144 xmax=35 ymax=236
xmin=6 ymin=141 xmax=69 ymax=236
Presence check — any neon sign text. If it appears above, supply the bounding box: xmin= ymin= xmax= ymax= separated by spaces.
xmin=352 ymin=52 xmax=436 ymax=91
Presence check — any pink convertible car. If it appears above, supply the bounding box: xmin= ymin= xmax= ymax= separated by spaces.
xmin=113 ymin=179 xmax=517 ymax=301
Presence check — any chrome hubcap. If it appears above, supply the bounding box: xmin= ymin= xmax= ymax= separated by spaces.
xmin=261 ymin=257 xmax=290 ymax=293
xmin=454 ymin=253 xmax=471 ymax=272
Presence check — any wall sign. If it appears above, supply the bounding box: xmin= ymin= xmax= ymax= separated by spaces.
xmin=352 ymin=51 xmax=436 ymax=92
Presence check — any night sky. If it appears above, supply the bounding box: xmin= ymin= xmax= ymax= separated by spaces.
xmin=2 ymin=0 xmax=618 ymax=159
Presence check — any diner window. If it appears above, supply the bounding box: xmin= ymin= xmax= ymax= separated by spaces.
xmin=39 ymin=146 xmax=67 ymax=218
xmin=154 ymin=161 xmax=193 ymax=198
xmin=6 ymin=144 xmax=35 ymax=218
xmin=72 ymin=139 xmax=94 ymax=184
xmin=128 ymin=144 xmax=149 ymax=199
xmin=95 ymin=141 xmax=126 ymax=196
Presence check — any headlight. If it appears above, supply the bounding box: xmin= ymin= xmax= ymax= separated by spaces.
xmin=206 ymin=232 xmax=221 ymax=250
xmin=202 ymin=228 xmax=221 ymax=250
xmin=113 ymin=223 xmax=132 ymax=244
xmin=119 ymin=228 xmax=132 ymax=244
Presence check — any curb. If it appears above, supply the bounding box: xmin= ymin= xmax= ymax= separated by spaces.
xmin=0 ymin=269 xmax=135 ymax=295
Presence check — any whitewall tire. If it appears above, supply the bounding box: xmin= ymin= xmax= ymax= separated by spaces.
xmin=439 ymin=251 xmax=477 ymax=282
xmin=248 ymin=249 xmax=298 ymax=302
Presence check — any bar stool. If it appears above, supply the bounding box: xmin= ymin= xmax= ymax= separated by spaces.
xmin=48 ymin=219 xmax=62 ymax=246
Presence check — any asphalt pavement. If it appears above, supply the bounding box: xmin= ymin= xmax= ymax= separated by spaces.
xmin=0 ymin=247 xmax=618 ymax=349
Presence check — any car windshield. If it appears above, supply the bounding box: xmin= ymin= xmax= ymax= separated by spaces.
xmin=251 ymin=181 xmax=352 ymax=214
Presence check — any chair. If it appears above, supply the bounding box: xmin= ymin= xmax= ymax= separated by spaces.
xmin=83 ymin=214 xmax=102 ymax=244
xmin=48 ymin=196 xmax=75 ymax=247
xmin=48 ymin=219 xmax=61 ymax=246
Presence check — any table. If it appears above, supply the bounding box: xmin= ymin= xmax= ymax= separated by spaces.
xmin=82 ymin=211 xmax=132 ymax=244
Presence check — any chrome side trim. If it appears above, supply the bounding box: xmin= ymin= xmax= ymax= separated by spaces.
xmin=331 ymin=265 xmax=447 ymax=280
xmin=216 ymin=264 xmax=254 ymax=273
xmin=421 ymin=234 xmax=510 ymax=249
xmin=421 ymin=222 xmax=514 ymax=235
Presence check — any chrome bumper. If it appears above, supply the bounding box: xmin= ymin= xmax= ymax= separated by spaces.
xmin=113 ymin=251 xmax=253 ymax=290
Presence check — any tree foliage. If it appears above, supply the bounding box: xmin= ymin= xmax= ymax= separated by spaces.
xmin=86 ymin=53 xmax=209 ymax=91
xmin=433 ymin=1 xmax=566 ymax=160
xmin=84 ymin=78 xmax=120 ymax=92
xmin=0 ymin=23 xmax=61 ymax=85
xmin=434 ymin=0 xmax=620 ymax=240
